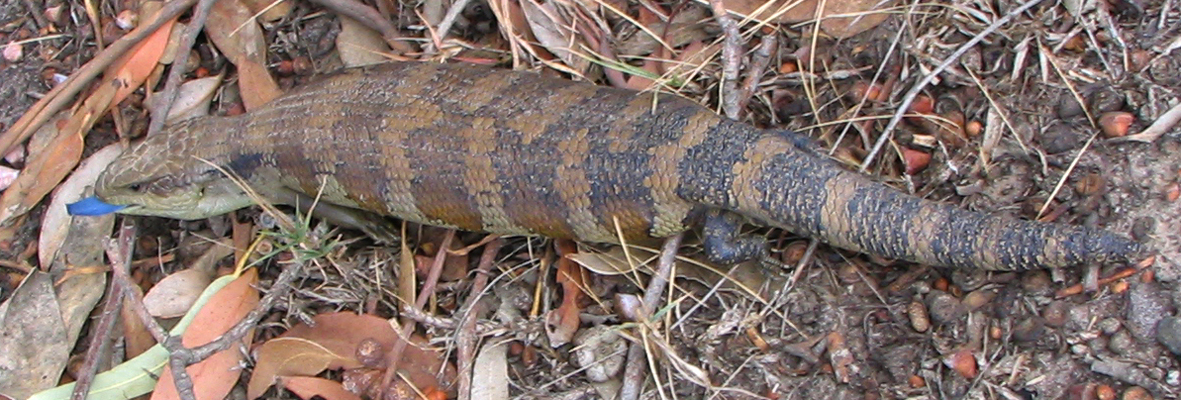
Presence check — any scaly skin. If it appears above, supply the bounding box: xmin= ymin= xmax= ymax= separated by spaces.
xmin=94 ymin=62 xmax=1145 ymax=271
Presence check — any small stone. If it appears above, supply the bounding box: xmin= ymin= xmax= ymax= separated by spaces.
xmin=1040 ymin=123 xmax=1084 ymax=154
xmin=1126 ymin=281 xmax=1170 ymax=342
xmin=1099 ymin=318 xmax=1123 ymax=335
xmin=572 ymin=325 xmax=627 ymax=382
xmin=1109 ymin=329 xmax=1136 ymax=356
xmin=1088 ymin=86 xmax=1124 ymax=115
xmin=927 ymin=291 xmax=967 ymax=325
xmin=1068 ymin=304 xmax=1094 ymax=331
xmin=1057 ymin=93 xmax=1085 ymax=119
xmin=1013 ymin=317 xmax=1046 ymax=343
xmin=1155 ymin=316 xmax=1181 ymax=355
xmin=1043 ymin=301 xmax=1072 ymax=327
xmin=1021 ymin=270 xmax=1054 ymax=297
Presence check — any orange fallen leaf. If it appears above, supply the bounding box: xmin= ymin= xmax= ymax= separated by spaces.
xmin=248 ymin=338 xmax=361 ymax=399
xmin=151 ymin=269 xmax=260 ymax=400
xmin=205 ymin=0 xmax=281 ymax=110
xmin=249 ymin=313 xmax=456 ymax=399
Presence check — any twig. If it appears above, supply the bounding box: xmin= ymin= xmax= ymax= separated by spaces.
xmin=707 ymin=0 xmax=745 ymax=120
xmin=620 ymin=233 xmax=683 ymax=400
xmin=737 ymin=33 xmax=777 ymax=115
xmin=380 ymin=229 xmax=455 ymax=394
xmin=457 ymin=238 xmax=503 ymax=400
xmin=146 ymin=0 xmax=219 ymax=137
xmin=69 ymin=225 xmax=134 ymax=400
xmin=860 ymin=0 xmax=1045 ymax=171
xmin=0 ymin=0 xmax=196 ymax=156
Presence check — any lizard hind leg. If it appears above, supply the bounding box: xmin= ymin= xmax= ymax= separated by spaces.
xmin=702 ymin=208 xmax=767 ymax=265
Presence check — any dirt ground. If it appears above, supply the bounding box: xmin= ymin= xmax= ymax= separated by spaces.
xmin=1 ymin=0 xmax=1180 ymax=399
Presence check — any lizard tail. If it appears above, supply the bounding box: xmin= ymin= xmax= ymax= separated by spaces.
xmin=681 ymin=129 xmax=1145 ymax=271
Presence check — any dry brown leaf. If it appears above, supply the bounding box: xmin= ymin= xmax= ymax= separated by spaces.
xmin=151 ymin=269 xmax=260 ymax=400
xmin=0 ymin=271 xmax=70 ymax=399
xmin=520 ymin=0 xmax=590 ymax=73
xmin=546 ymin=240 xmax=585 ymax=347
xmin=142 ymin=239 xmax=229 ymax=318
xmin=205 ymin=0 xmax=281 ymax=110
xmin=278 ymin=376 xmax=363 ymax=400
xmin=487 ymin=0 xmax=535 ymax=59
xmin=39 ymin=143 xmax=122 ymax=268
xmin=248 ymin=338 xmax=361 ymax=399
xmin=239 ymin=0 xmax=292 ymax=22
xmin=469 ymin=342 xmax=509 ymax=400
xmin=415 ymin=229 xmax=469 ymax=282
xmin=337 ymin=17 xmax=390 ymax=68
xmin=714 ymin=0 xmax=894 ymax=38
xmin=37 ymin=143 xmax=120 ymax=359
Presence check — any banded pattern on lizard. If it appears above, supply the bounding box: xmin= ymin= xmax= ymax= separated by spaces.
xmin=90 ymin=62 xmax=1145 ymax=271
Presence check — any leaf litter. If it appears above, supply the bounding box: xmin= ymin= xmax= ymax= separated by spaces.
xmin=0 ymin=0 xmax=1179 ymax=399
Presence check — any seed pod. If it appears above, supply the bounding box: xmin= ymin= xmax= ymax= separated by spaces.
xmin=1099 ymin=111 xmax=1134 ymax=138
xmin=908 ymin=300 xmax=930 ymax=333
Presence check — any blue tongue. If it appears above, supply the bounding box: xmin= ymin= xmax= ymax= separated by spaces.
xmin=67 ymin=197 xmax=126 ymax=216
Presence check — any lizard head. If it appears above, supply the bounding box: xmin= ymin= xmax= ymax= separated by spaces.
xmin=93 ymin=120 xmax=255 ymax=220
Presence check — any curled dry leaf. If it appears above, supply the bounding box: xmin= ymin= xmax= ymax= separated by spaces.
xmin=547 ymin=240 xmax=586 ymax=347
xmin=143 ymin=239 xmax=232 ymax=318
xmin=164 ymin=75 xmax=222 ymax=124
xmin=39 ymin=143 xmax=122 ymax=269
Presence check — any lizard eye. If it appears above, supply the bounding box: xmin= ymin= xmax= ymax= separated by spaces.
xmin=128 ymin=183 xmax=143 ymax=192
